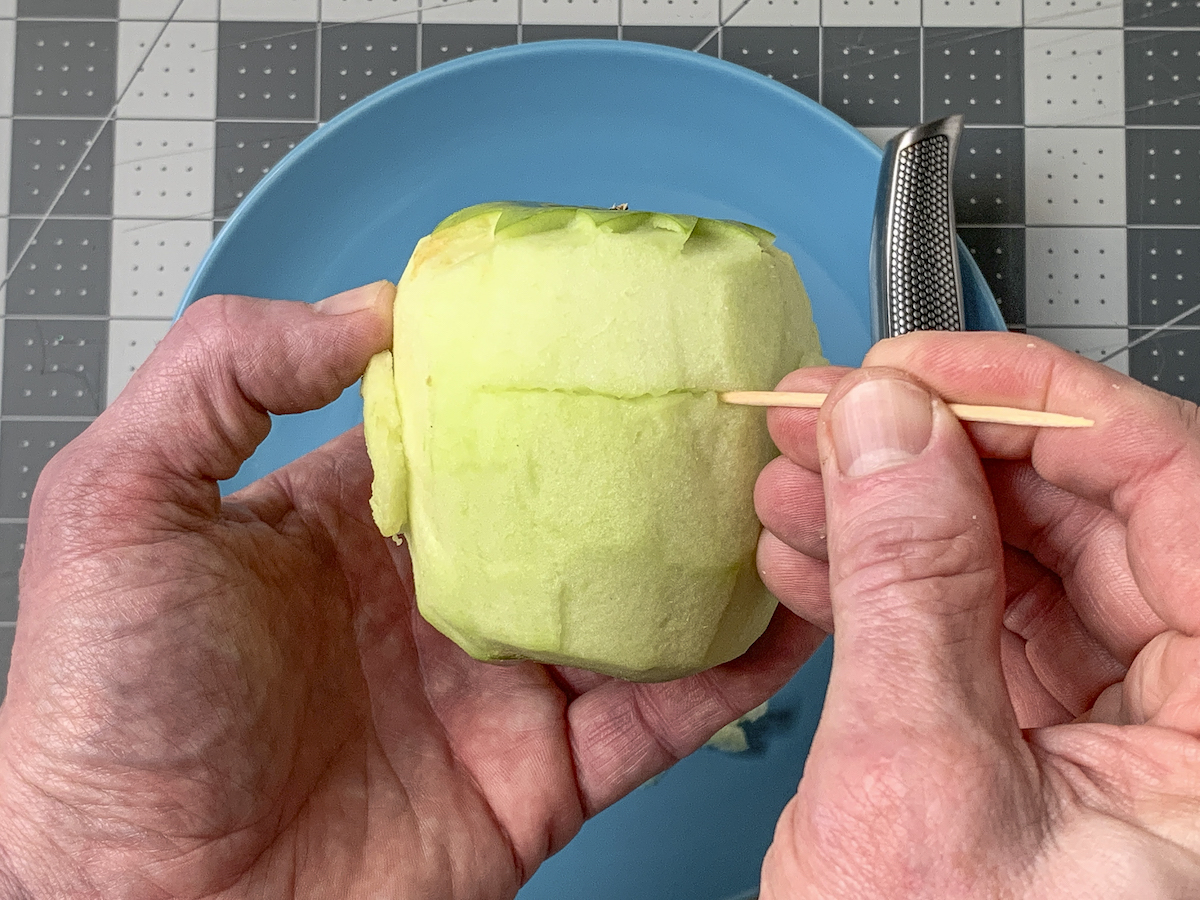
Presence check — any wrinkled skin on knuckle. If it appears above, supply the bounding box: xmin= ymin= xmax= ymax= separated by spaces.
xmin=178 ymin=293 xmax=234 ymax=335
xmin=173 ymin=302 xmax=272 ymax=463
xmin=22 ymin=448 xmax=135 ymax=584
xmin=832 ymin=504 xmax=999 ymax=617
xmin=167 ymin=295 xmax=241 ymax=398
xmin=1167 ymin=395 xmax=1200 ymax=442
xmin=22 ymin=300 xmax=246 ymax=566
xmin=26 ymin=445 xmax=189 ymax=567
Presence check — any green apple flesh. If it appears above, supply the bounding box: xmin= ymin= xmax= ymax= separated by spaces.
xmin=363 ymin=202 xmax=824 ymax=682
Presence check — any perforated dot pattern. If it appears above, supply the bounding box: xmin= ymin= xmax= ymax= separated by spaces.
xmin=887 ymin=134 xmax=964 ymax=334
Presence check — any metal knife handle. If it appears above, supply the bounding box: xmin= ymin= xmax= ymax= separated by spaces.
xmin=869 ymin=115 xmax=965 ymax=342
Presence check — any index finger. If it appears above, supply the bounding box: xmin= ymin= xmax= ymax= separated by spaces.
xmin=866 ymin=331 xmax=1200 ymax=634
xmin=25 ymin=284 xmax=394 ymax=558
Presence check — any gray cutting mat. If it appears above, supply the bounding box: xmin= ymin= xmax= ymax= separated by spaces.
xmin=0 ymin=0 xmax=1198 ymax=681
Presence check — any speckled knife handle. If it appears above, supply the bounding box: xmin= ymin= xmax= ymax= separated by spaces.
xmin=869 ymin=115 xmax=965 ymax=343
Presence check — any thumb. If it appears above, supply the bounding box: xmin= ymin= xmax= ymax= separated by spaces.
xmin=762 ymin=371 xmax=1047 ymax=897
xmin=816 ymin=369 xmax=1015 ymax=741
xmin=32 ymin=281 xmax=394 ymax=530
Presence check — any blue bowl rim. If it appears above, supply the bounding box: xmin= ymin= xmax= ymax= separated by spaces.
xmin=179 ymin=38 xmax=897 ymax=315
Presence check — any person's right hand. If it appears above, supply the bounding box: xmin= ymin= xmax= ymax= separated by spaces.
xmin=756 ymin=331 xmax=1200 ymax=897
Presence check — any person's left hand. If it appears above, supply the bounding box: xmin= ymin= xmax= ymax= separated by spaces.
xmin=0 ymin=283 xmax=820 ymax=900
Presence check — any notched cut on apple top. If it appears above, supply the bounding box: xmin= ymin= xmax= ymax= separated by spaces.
xmin=434 ymin=199 xmax=773 ymax=249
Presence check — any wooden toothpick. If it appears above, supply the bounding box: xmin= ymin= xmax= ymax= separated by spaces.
xmin=719 ymin=391 xmax=1094 ymax=429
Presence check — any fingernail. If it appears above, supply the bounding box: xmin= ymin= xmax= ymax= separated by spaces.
xmin=831 ymin=377 xmax=933 ymax=477
xmin=314 ymin=280 xmax=394 ymax=315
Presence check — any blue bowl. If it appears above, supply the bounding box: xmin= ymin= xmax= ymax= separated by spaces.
xmin=181 ymin=39 xmax=1004 ymax=900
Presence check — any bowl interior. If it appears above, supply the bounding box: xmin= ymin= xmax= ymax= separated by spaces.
xmin=180 ymin=39 xmax=1004 ymax=900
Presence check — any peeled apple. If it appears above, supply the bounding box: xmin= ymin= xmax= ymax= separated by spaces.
xmin=362 ymin=202 xmax=824 ymax=682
